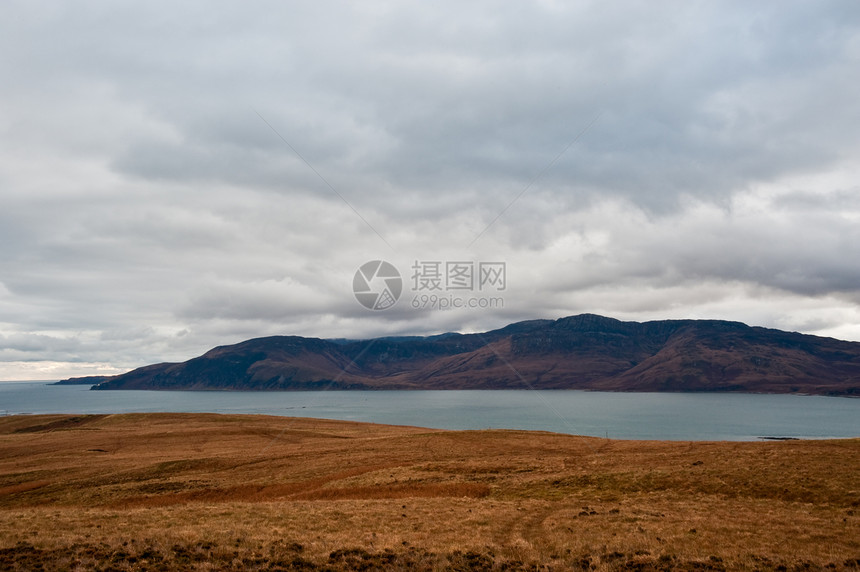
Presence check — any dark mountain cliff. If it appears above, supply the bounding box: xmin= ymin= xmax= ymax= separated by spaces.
xmin=84 ymin=314 xmax=860 ymax=396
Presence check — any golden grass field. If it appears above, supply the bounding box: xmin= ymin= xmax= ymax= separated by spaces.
xmin=0 ymin=413 xmax=857 ymax=570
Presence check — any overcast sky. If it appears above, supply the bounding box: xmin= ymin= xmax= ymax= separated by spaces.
xmin=2 ymin=1 xmax=860 ymax=380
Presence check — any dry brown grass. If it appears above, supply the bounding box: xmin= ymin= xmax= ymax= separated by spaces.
xmin=0 ymin=413 xmax=858 ymax=570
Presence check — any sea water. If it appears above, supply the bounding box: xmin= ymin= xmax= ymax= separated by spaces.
xmin=1 ymin=381 xmax=858 ymax=441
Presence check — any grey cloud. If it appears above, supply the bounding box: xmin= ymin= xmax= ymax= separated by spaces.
xmin=2 ymin=1 xmax=860 ymax=377
xmin=542 ymin=192 xmax=860 ymax=301
xmin=10 ymin=1 xmax=856 ymax=208
xmin=0 ymin=333 xmax=81 ymax=354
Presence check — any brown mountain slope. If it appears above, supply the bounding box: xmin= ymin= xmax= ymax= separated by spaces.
xmin=85 ymin=314 xmax=860 ymax=395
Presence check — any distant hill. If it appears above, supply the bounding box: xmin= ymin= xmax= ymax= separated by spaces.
xmin=83 ymin=314 xmax=860 ymax=396
xmin=53 ymin=375 xmax=114 ymax=386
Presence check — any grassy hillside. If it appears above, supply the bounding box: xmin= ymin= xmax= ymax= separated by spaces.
xmin=0 ymin=413 xmax=858 ymax=570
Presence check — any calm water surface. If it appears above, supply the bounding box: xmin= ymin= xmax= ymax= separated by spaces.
xmin=1 ymin=381 xmax=858 ymax=441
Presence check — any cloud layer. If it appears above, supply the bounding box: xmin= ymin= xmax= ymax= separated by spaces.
xmin=2 ymin=1 xmax=860 ymax=378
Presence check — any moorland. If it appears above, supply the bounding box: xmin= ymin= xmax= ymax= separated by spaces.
xmin=0 ymin=413 xmax=858 ymax=570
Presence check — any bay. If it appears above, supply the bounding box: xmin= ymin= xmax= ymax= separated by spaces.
xmin=1 ymin=381 xmax=858 ymax=441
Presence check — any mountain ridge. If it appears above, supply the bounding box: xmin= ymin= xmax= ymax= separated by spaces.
xmin=81 ymin=314 xmax=860 ymax=396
